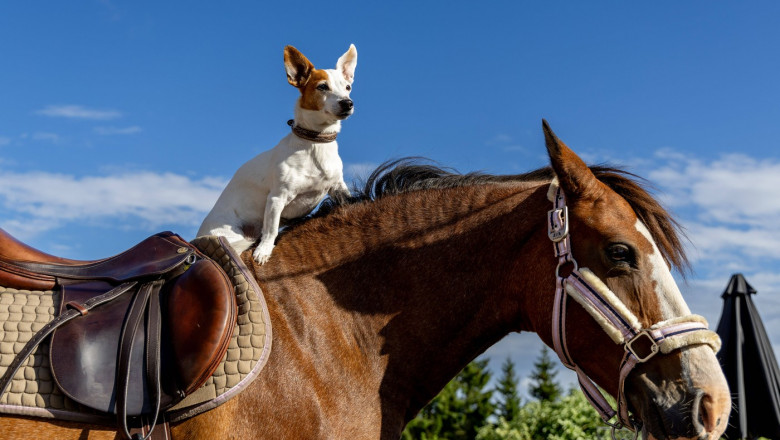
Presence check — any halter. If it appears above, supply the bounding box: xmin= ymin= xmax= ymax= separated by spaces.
xmin=547 ymin=183 xmax=721 ymax=439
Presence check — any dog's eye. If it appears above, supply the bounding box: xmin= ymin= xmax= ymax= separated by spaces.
xmin=316 ymin=83 xmax=330 ymax=91
xmin=346 ymin=84 xmax=351 ymax=91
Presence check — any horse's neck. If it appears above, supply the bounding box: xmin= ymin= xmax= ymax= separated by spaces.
xmin=259 ymin=182 xmax=550 ymax=433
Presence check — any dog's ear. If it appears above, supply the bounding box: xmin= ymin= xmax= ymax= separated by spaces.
xmin=284 ymin=46 xmax=315 ymax=88
xmin=336 ymin=44 xmax=357 ymax=84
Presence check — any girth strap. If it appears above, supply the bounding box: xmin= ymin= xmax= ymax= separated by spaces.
xmin=0 ymin=281 xmax=138 ymax=397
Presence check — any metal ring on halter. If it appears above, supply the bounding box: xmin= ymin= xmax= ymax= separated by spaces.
xmin=555 ymin=258 xmax=578 ymax=279
xmin=625 ymin=330 xmax=660 ymax=363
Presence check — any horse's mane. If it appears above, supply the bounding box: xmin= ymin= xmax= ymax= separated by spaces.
xmin=295 ymin=158 xmax=689 ymax=273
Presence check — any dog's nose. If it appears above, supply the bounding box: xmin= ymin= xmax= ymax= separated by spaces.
xmin=339 ymin=99 xmax=354 ymax=111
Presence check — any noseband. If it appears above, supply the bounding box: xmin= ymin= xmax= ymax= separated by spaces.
xmin=547 ymin=183 xmax=721 ymax=438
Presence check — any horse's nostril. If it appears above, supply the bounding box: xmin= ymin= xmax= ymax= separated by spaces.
xmin=693 ymin=391 xmax=719 ymax=435
xmin=699 ymin=396 xmax=710 ymax=428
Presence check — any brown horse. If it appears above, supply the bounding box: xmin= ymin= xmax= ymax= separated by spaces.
xmin=1 ymin=123 xmax=729 ymax=440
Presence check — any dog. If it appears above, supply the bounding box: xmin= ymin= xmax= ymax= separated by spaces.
xmin=197 ymin=44 xmax=356 ymax=264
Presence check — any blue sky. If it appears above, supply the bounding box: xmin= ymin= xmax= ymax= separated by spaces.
xmin=2 ymin=1 xmax=780 ymax=397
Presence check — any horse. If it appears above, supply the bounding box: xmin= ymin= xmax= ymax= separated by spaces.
xmin=0 ymin=122 xmax=730 ymax=440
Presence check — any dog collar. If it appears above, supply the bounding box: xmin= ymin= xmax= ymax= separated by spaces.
xmin=287 ymin=119 xmax=338 ymax=143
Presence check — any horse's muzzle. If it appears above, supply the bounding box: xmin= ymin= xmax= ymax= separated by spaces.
xmin=627 ymin=346 xmax=730 ymax=440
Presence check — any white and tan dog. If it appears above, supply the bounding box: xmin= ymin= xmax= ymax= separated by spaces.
xmin=197 ymin=44 xmax=356 ymax=263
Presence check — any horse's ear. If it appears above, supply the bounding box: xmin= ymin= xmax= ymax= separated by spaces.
xmin=542 ymin=119 xmax=602 ymax=200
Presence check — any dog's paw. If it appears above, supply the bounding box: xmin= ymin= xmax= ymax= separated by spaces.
xmin=253 ymin=243 xmax=274 ymax=264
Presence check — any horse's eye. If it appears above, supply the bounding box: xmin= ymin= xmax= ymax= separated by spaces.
xmin=607 ymin=244 xmax=632 ymax=264
xmin=346 ymin=84 xmax=351 ymax=91
xmin=317 ymin=83 xmax=330 ymax=91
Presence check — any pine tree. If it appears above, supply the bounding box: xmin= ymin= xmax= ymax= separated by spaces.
xmin=529 ymin=346 xmax=561 ymax=402
xmin=402 ymin=359 xmax=496 ymax=440
xmin=456 ymin=359 xmax=496 ymax=437
xmin=495 ymin=357 xmax=521 ymax=422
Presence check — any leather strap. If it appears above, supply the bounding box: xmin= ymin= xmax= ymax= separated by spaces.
xmin=130 ymin=414 xmax=171 ymax=440
xmin=287 ymin=119 xmax=338 ymax=143
xmin=117 ymin=280 xmax=164 ymax=440
xmin=0 ymin=282 xmax=138 ymax=397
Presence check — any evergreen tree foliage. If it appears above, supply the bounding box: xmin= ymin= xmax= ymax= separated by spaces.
xmin=495 ymin=357 xmax=521 ymax=422
xmin=401 ymin=354 xmax=632 ymax=440
xmin=528 ymin=347 xmax=561 ymax=402
xmin=475 ymin=389 xmax=618 ymax=440
xmin=402 ymin=359 xmax=496 ymax=440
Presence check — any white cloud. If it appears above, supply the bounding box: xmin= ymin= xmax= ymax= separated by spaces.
xmin=31 ymin=132 xmax=60 ymax=143
xmin=0 ymin=136 xmax=10 ymax=146
xmin=486 ymin=134 xmax=513 ymax=145
xmin=650 ymin=153 xmax=780 ymax=226
xmin=679 ymin=271 xmax=780 ymax=347
xmin=642 ymin=152 xmax=780 ymax=366
xmin=0 ymin=170 xmax=227 ymax=237
xmin=684 ymin=223 xmax=780 ymax=263
xmin=345 ymin=162 xmax=378 ymax=184
xmin=94 ymin=126 xmax=142 ymax=135
xmin=648 ymin=153 xmax=780 ymax=268
xmin=35 ymin=105 xmax=122 ymax=120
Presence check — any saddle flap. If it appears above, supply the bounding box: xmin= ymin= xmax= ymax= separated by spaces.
xmin=166 ymin=259 xmax=237 ymax=395
xmin=48 ymin=259 xmax=236 ymax=417
xmin=49 ymin=281 xmax=176 ymax=415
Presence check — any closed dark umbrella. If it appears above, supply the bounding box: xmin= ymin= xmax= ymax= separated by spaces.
xmin=716 ymin=273 xmax=780 ymax=439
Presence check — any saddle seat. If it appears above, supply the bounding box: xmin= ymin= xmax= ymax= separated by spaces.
xmin=0 ymin=227 xmax=85 ymax=265
xmin=0 ymin=228 xmax=210 ymax=291
xmin=0 ymin=229 xmax=237 ymax=439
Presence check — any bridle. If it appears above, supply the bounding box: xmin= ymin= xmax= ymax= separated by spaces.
xmin=546 ymin=183 xmax=721 ymax=439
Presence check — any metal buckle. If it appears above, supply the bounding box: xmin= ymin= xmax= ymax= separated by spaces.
xmin=611 ymin=424 xmax=640 ymax=440
xmin=548 ymin=206 xmax=569 ymax=242
xmin=625 ymin=330 xmax=659 ymax=363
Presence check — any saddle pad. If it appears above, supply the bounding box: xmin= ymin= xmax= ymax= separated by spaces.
xmin=0 ymin=235 xmax=272 ymax=424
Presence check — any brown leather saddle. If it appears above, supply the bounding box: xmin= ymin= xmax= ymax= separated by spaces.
xmin=0 ymin=229 xmax=237 ymax=440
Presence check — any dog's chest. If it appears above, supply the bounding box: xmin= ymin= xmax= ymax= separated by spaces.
xmin=279 ymin=144 xmax=343 ymax=218
xmin=283 ymin=145 xmax=342 ymax=187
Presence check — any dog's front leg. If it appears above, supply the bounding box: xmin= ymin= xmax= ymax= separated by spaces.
xmin=253 ymin=190 xmax=289 ymax=264
xmin=328 ymin=179 xmax=351 ymax=203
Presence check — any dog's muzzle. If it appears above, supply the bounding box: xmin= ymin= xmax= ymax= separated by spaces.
xmin=337 ymin=99 xmax=354 ymax=117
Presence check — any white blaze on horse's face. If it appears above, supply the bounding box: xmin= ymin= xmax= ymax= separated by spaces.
xmin=634 ymin=220 xmax=691 ymax=319
xmin=634 ymin=219 xmax=730 ymax=440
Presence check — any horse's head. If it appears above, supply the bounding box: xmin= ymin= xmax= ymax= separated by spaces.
xmin=538 ymin=121 xmax=730 ymax=440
